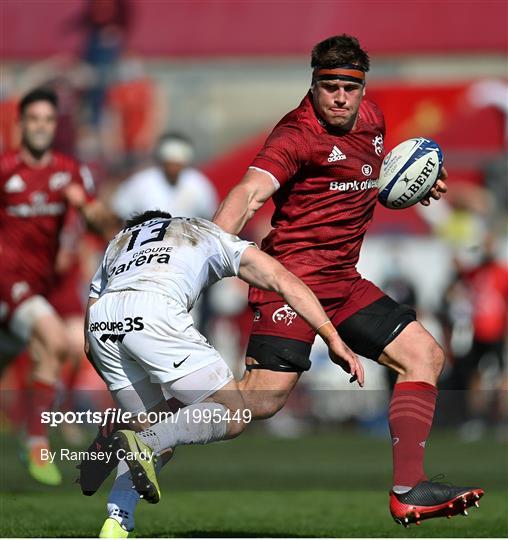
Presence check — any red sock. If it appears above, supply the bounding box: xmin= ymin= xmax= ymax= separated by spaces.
xmin=389 ymin=381 xmax=437 ymax=488
xmin=27 ymin=380 xmax=57 ymax=439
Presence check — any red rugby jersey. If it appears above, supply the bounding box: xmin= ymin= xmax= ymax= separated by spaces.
xmin=251 ymin=92 xmax=385 ymax=296
xmin=0 ymin=150 xmax=95 ymax=293
xmin=463 ymin=261 xmax=508 ymax=342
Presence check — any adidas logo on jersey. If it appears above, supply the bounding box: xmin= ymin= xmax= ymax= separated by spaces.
xmin=4 ymin=175 xmax=26 ymax=193
xmin=327 ymin=146 xmax=346 ymax=162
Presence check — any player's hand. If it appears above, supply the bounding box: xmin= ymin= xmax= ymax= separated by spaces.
xmin=327 ymin=337 xmax=364 ymax=387
xmin=420 ymin=167 xmax=448 ymax=206
xmin=64 ymin=183 xmax=87 ymax=209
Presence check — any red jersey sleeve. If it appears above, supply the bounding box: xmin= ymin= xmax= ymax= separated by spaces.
xmin=251 ymin=124 xmax=311 ymax=188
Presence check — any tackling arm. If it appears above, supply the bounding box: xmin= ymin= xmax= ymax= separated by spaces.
xmin=64 ymin=183 xmax=120 ymax=238
xmin=213 ymin=168 xmax=277 ymax=235
xmin=238 ymin=247 xmax=364 ymax=386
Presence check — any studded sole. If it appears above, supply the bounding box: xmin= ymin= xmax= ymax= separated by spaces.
xmin=112 ymin=432 xmax=160 ymax=504
xmin=391 ymin=489 xmax=484 ymax=527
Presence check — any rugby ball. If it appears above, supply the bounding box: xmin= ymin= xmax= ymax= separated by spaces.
xmin=378 ymin=138 xmax=443 ymax=209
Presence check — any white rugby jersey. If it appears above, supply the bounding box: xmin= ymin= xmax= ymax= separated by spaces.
xmin=89 ymin=217 xmax=254 ymax=311
xmin=112 ymin=166 xmax=218 ymax=221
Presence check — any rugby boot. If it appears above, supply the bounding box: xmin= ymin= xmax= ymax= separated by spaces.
xmin=98 ymin=517 xmax=130 ymax=538
xmin=24 ymin=441 xmax=62 ymax=486
xmin=112 ymin=430 xmax=160 ymax=504
xmin=78 ymin=419 xmax=119 ymax=495
xmin=390 ymin=477 xmax=484 ymax=527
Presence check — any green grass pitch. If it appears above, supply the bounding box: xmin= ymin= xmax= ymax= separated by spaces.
xmin=1 ymin=430 xmax=507 ymax=537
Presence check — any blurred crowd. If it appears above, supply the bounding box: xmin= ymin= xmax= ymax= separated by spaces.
xmin=1 ymin=0 xmax=506 ymax=453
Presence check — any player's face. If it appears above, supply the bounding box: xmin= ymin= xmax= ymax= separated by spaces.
xmin=20 ymin=101 xmax=57 ymax=155
xmin=312 ymin=80 xmax=364 ymax=130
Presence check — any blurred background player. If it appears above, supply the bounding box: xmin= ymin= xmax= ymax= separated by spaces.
xmin=111 ymin=132 xmax=219 ymax=333
xmin=111 ymin=132 xmax=218 ymax=222
xmin=0 ymin=87 xmax=114 ymax=485
xmin=442 ymin=232 xmax=508 ymax=440
xmin=213 ymin=34 xmax=483 ymax=525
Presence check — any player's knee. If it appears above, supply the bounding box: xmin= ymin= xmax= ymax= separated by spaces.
xmin=404 ymin=337 xmax=445 ymax=381
xmin=426 ymin=339 xmax=445 ymax=378
xmin=66 ymin=338 xmax=85 ymax=364
xmin=225 ymin=414 xmax=247 ymax=439
xmin=63 ymin=321 xmax=85 ymax=363
xmin=252 ymin=390 xmax=288 ymax=420
xmin=46 ymin=333 xmax=69 ymax=362
xmin=32 ymin=321 xmax=69 ymax=362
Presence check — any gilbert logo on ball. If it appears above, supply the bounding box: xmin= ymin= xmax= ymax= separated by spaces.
xmin=378 ymin=137 xmax=443 ymax=209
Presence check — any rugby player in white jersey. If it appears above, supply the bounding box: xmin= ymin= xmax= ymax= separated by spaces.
xmin=85 ymin=210 xmax=363 ymax=537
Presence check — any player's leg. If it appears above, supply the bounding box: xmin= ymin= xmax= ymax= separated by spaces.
xmin=80 ymin=294 xmax=157 ymax=534
xmin=379 ymin=320 xmax=443 ymax=488
xmin=85 ymin=306 xmax=170 ymax=533
xmin=60 ymin=315 xmax=86 ymax=367
xmin=0 ymin=328 xmax=25 ymax=374
xmin=109 ymin=363 xmax=244 ymax=518
xmin=8 ymin=296 xmax=68 ymax=485
xmin=102 ymin=382 xmax=174 ymax=534
xmin=239 ymin=362 xmax=301 ymax=420
xmin=59 ymin=315 xmax=88 ymax=445
xmin=125 ymin=360 xmax=247 ymax=458
xmin=238 ymin=300 xmax=316 ymax=419
xmin=379 ymin=321 xmax=483 ymax=524
xmin=47 ymin=265 xmax=88 ymax=435
xmin=335 ymin=285 xmax=483 ymax=525
xmin=104 ymin=292 xmax=251 ymax=451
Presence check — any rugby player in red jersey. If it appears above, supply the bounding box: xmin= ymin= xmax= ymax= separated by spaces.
xmin=213 ymin=35 xmax=483 ymax=525
xmin=0 ymin=88 xmax=113 ymax=486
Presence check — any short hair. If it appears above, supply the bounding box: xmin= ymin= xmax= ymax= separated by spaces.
xmin=157 ymin=132 xmax=193 ymax=147
xmin=311 ymin=34 xmax=370 ymax=72
xmin=125 ymin=210 xmax=172 ymax=229
xmin=19 ymin=87 xmax=59 ymax=116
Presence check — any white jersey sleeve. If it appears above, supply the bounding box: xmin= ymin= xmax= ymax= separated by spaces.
xmin=89 ymin=240 xmax=114 ymax=298
xmin=89 ymin=259 xmax=107 ymax=298
xmin=215 ymin=228 xmax=254 ymax=277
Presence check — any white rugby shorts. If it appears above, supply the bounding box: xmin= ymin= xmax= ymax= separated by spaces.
xmin=87 ymin=291 xmax=230 ymax=393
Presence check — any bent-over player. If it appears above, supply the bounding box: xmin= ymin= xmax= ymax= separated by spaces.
xmin=85 ymin=210 xmax=362 ymax=537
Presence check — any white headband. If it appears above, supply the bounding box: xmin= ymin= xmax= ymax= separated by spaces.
xmin=157 ymin=139 xmax=194 ymax=164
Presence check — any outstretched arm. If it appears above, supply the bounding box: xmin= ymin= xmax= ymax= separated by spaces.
xmin=238 ymin=247 xmax=364 ymax=386
xmin=64 ymin=183 xmax=120 ymax=238
xmin=213 ymin=168 xmax=277 ymax=235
